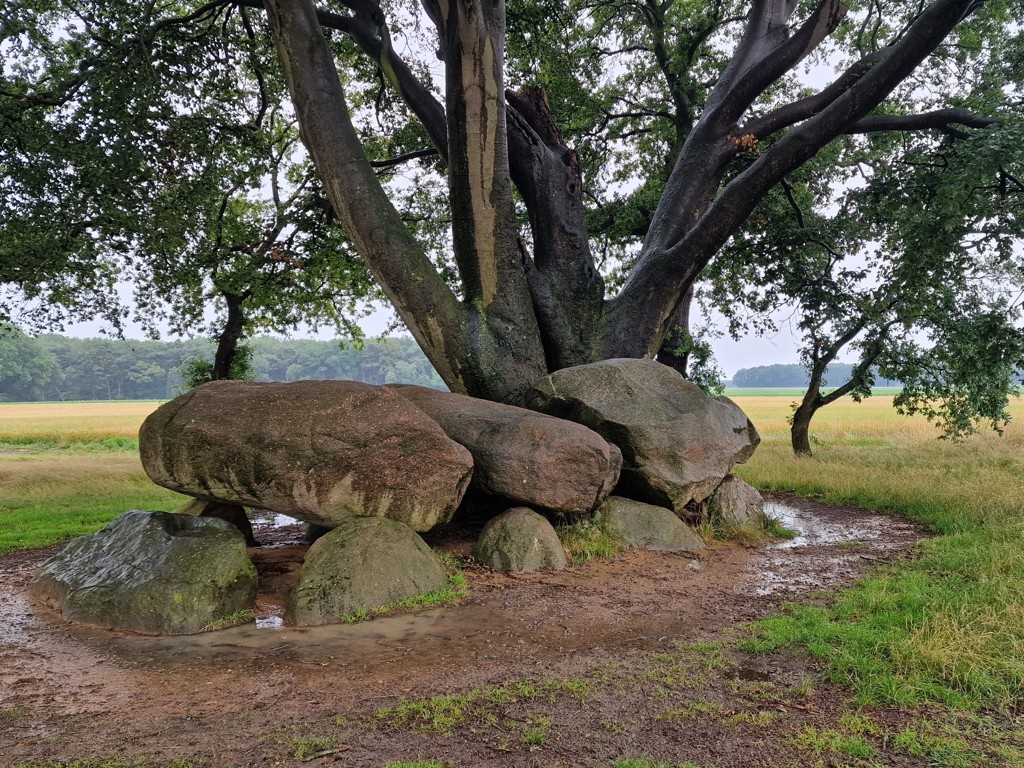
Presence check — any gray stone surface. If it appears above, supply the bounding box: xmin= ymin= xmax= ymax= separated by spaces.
xmin=388 ymin=384 xmax=621 ymax=516
xmin=140 ymin=380 xmax=474 ymax=532
xmin=707 ymin=475 xmax=765 ymax=530
xmin=597 ymin=496 xmax=705 ymax=551
xmin=472 ymin=507 xmax=568 ymax=573
xmin=174 ymin=498 xmax=256 ymax=547
xmin=286 ymin=517 xmax=449 ymax=626
xmin=529 ymin=358 xmax=760 ymax=513
xmin=28 ymin=510 xmax=257 ymax=635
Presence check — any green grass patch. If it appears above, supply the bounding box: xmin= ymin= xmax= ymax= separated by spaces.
xmin=557 ymin=518 xmax=622 ymax=564
xmin=0 ymin=454 xmax=188 ymax=553
xmin=734 ymin=395 xmax=1024 ymax=710
xmin=788 ymin=725 xmax=876 ymax=759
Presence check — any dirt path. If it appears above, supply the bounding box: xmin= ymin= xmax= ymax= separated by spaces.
xmin=0 ymin=498 xmax=938 ymax=767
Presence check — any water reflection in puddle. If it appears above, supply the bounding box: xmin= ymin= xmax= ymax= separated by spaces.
xmin=251 ymin=511 xmax=300 ymax=529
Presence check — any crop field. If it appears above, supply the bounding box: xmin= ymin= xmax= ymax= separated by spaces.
xmin=0 ymin=400 xmax=183 ymax=552
xmin=0 ymin=400 xmax=161 ymax=448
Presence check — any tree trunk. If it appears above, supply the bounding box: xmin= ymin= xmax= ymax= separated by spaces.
xmin=790 ymin=397 xmax=817 ymax=456
xmin=655 ymin=285 xmax=694 ymax=377
xmin=212 ymin=292 xmax=246 ymax=381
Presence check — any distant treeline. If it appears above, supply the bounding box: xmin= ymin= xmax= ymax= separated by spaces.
xmin=0 ymin=331 xmax=446 ymax=402
xmin=731 ymin=363 xmax=900 ymax=388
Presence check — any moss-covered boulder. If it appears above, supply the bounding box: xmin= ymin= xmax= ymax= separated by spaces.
xmin=286 ymin=517 xmax=449 ymax=626
xmin=597 ymin=496 xmax=704 ymax=552
xmin=472 ymin=507 xmax=567 ymax=573
xmin=28 ymin=510 xmax=257 ymax=635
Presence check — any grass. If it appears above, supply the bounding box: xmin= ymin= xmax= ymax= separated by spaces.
xmin=734 ymin=394 xmax=1024 ymax=709
xmin=0 ymin=452 xmax=188 ymax=552
xmin=0 ymin=401 xmax=159 ymax=448
xmin=557 ymin=518 xmax=622 ymax=564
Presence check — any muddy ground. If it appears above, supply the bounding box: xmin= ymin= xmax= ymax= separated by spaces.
xmin=0 ymin=497 xmax=1011 ymax=767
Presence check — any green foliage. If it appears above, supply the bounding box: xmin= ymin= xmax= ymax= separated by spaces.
xmin=1 ymin=0 xmax=377 ymax=346
xmin=178 ymin=342 xmax=255 ymax=390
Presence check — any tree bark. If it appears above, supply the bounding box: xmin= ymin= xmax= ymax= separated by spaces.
xmin=212 ymin=292 xmax=246 ymax=381
xmin=656 ymin=285 xmax=694 ymax=376
xmin=790 ymin=397 xmax=817 ymax=456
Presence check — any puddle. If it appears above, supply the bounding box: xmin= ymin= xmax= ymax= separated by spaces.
xmin=250 ymin=510 xmax=301 ymax=530
xmin=767 ymin=502 xmax=877 ymax=549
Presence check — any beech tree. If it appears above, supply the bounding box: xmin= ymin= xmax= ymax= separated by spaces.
xmin=707 ymin=93 xmax=1023 ymax=454
xmin=2 ymin=0 xmax=1016 ymax=405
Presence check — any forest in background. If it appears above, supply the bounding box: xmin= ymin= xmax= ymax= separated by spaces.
xmin=731 ymin=363 xmax=901 ymax=389
xmin=0 ymin=330 xmax=445 ymax=402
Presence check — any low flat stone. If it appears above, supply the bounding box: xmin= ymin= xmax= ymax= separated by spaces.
xmin=140 ymin=380 xmax=474 ymax=532
xmin=597 ymin=496 xmax=704 ymax=552
xmin=388 ymin=384 xmax=621 ymax=516
xmin=287 ymin=517 xmax=449 ymax=626
xmin=529 ymin=358 xmax=759 ymax=513
xmin=472 ymin=507 xmax=567 ymax=573
xmin=28 ymin=510 xmax=257 ymax=635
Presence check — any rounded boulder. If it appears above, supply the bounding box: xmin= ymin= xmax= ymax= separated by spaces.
xmin=529 ymin=358 xmax=759 ymax=513
xmin=472 ymin=507 xmax=568 ymax=573
xmin=388 ymin=384 xmax=621 ymax=516
xmin=597 ymin=496 xmax=704 ymax=552
xmin=286 ymin=517 xmax=450 ymax=626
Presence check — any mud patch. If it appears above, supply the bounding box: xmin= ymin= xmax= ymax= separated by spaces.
xmin=0 ymin=495 xmax=926 ymax=767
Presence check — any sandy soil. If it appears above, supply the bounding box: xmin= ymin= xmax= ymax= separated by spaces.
xmin=0 ymin=497 xmax=951 ymax=767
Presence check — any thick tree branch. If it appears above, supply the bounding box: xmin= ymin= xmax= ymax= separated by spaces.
xmin=369 ymin=148 xmax=440 ymax=168
xmin=845 ymin=108 xmax=1001 ymax=139
xmin=606 ymin=0 xmax=986 ymax=360
xmin=705 ymin=0 xmax=849 ymax=130
xmin=235 ymin=0 xmax=451 ymax=157
xmin=745 ymin=50 xmax=884 ymax=138
xmin=263 ymin=0 xmax=465 ymax=386
xmin=506 ymin=87 xmax=604 ymax=369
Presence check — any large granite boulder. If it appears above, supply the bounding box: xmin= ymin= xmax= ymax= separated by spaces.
xmin=174 ymin=498 xmax=257 ymax=547
xmin=140 ymin=380 xmax=474 ymax=532
xmin=707 ymin=475 xmax=765 ymax=531
xmin=472 ymin=507 xmax=568 ymax=573
xmin=287 ymin=517 xmax=449 ymax=626
xmin=528 ymin=359 xmax=759 ymax=514
xmin=28 ymin=510 xmax=257 ymax=635
xmin=387 ymin=384 xmax=621 ymax=516
xmin=597 ymin=496 xmax=704 ymax=552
